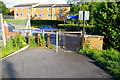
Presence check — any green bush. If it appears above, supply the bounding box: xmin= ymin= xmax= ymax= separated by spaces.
xmin=31 ymin=20 xmax=64 ymax=27
xmin=58 ymin=24 xmax=94 ymax=34
xmin=29 ymin=37 xmax=38 ymax=48
xmin=1 ymin=35 xmax=27 ymax=58
xmin=39 ymin=34 xmax=46 ymax=47
xmin=77 ymin=48 xmax=120 ymax=79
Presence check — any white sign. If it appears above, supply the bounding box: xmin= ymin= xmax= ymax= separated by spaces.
xmin=85 ymin=11 xmax=89 ymax=20
xmin=79 ymin=11 xmax=83 ymax=20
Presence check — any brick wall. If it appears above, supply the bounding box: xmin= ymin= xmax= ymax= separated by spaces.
xmin=4 ymin=25 xmax=19 ymax=39
xmin=84 ymin=35 xmax=104 ymax=50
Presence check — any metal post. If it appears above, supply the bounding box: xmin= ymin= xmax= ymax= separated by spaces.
xmin=59 ymin=29 xmax=61 ymax=42
xmin=56 ymin=32 xmax=58 ymax=52
xmin=64 ymin=18 xmax=66 ymax=24
xmin=78 ymin=20 xmax=80 ymax=30
xmin=63 ymin=33 xmax=66 ymax=49
xmin=82 ymin=11 xmax=85 ymax=51
xmin=0 ymin=13 xmax=6 ymax=47
xmin=37 ymin=33 xmax=40 ymax=47
xmin=28 ymin=15 xmax=31 ymax=36
xmin=47 ymin=33 xmax=50 ymax=48
xmin=77 ymin=34 xmax=80 ymax=47
xmin=42 ymin=29 xmax=44 ymax=37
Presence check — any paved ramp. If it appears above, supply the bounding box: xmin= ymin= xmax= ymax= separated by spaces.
xmin=1 ymin=48 xmax=113 ymax=78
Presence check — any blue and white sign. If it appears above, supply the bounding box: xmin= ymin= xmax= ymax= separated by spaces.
xmin=67 ymin=15 xmax=78 ymax=19
xmin=85 ymin=11 xmax=89 ymax=20
xmin=79 ymin=11 xmax=83 ymax=20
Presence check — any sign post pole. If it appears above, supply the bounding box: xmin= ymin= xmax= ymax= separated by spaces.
xmin=79 ymin=11 xmax=89 ymax=51
xmin=82 ymin=11 xmax=85 ymax=51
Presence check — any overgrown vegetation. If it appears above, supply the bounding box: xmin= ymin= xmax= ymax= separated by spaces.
xmin=29 ymin=37 xmax=38 ymax=48
xmin=39 ymin=34 xmax=46 ymax=47
xmin=1 ymin=34 xmax=27 ymax=58
xmin=29 ymin=34 xmax=55 ymax=49
xmin=69 ymin=2 xmax=120 ymax=51
xmin=93 ymin=2 xmax=120 ymax=51
xmin=77 ymin=46 xmax=120 ymax=79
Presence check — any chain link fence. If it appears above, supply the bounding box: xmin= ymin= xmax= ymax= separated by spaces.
xmin=1 ymin=14 xmax=83 ymax=54
xmin=3 ymin=15 xmax=30 ymax=39
xmin=58 ymin=32 xmax=82 ymax=52
xmin=3 ymin=15 xmax=28 ymax=29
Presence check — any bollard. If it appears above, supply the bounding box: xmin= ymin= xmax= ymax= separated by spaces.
xmin=37 ymin=33 xmax=40 ymax=47
xmin=28 ymin=33 xmax=30 ymax=44
xmin=47 ymin=33 xmax=50 ymax=48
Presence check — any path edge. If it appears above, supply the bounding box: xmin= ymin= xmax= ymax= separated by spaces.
xmin=0 ymin=45 xmax=29 ymax=61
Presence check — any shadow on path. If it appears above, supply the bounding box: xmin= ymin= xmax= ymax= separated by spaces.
xmin=2 ymin=60 xmax=17 ymax=79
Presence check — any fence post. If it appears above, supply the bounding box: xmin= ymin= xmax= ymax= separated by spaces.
xmin=28 ymin=33 xmax=30 ymax=44
xmin=63 ymin=33 xmax=66 ymax=49
xmin=0 ymin=13 xmax=6 ymax=47
xmin=37 ymin=33 xmax=40 ymax=47
xmin=56 ymin=32 xmax=58 ymax=52
xmin=77 ymin=34 xmax=80 ymax=47
xmin=42 ymin=29 xmax=44 ymax=37
xmin=28 ymin=15 xmax=31 ymax=36
xmin=4 ymin=21 xmax=9 ymax=39
xmin=47 ymin=33 xmax=50 ymax=48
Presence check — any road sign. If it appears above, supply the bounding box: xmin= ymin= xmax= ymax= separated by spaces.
xmin=79 ymin=11 xmax=83 ymax=20
xmin=85 ymin=11 xmax=89 ymax=20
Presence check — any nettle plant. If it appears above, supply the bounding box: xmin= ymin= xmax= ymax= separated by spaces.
xmin=13 ymin=34 xmax=26 ymax=49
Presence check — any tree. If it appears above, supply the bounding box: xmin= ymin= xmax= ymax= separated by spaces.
xmin=93 ymin=2 xmax=119 ymax=50
xmin=0 ymin=1 xmax=10 ymax=15
xmin=68 ymin=2 xmax=98 ymax=25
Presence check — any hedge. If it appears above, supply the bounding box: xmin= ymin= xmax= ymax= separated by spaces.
xmin=1 ymin=34 xmax=27 ymax=58
xmin=58 ymin=24 xmax=94 ymax=34
xmin=77 ymin=48 xmax=120 ymax=79
xmin=31 ymin=20 xmax=65 ymax=27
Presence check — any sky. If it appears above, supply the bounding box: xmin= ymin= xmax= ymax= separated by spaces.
xmin=1 ymin=0 xmax=68 ymax=8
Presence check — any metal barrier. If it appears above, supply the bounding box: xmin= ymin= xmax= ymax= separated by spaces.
xmin=13 ymin=28 xmax=82 ymax=52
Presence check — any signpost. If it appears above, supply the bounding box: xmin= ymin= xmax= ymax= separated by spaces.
xmin=79 ymin=11 xmax=83 ymax=20
xmin=85 ymin=11 xmax=89 ymax=20
xmin=79 ymin=11 xmax=89 ymax=50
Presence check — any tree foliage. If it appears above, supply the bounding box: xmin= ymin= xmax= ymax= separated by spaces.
xmin=93 ymin=2 xmax=120 ymax=50
xmin=0 ymin=1 xmax=10 ymax=15
xmin=69 ymin=2 xmax=98 ymax=25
